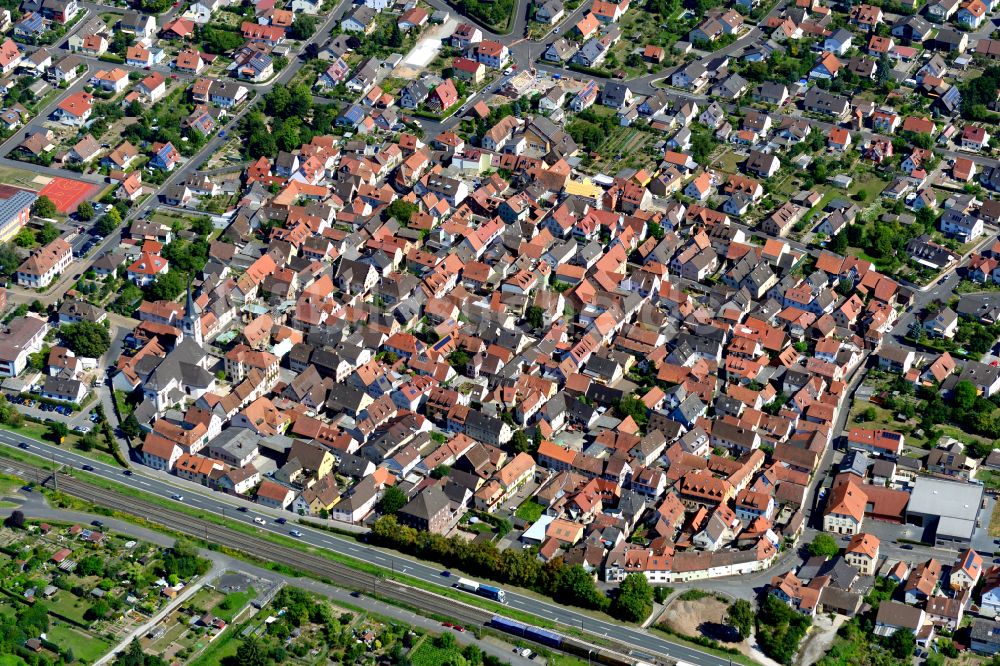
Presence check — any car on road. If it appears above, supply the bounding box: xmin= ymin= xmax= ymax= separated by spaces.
xmin=275 ymin=517 xmax=286 ymax=524
xmin=82 ymin=464 xmax=94 ymax=471
xmin=253 ymin=516 xmax=266 ymax=525
xmin=237 ymin=506 xmax=248 ymax=512
xmin=350 ymin=591 xmax=361 ymax=598
xmin=453 ymin=626 xmax=465 ymax=632
xmin=553 ymin=26 xmax=560 ymax=33
xmin=442 ymin=622 xmax=453 ymax=628
xmin=290 ymin=529 xmax=303 ymax=537
xmin=900 ymin=544 xmax=914 ymax=550
xmin=441 ymin=570 xmax=451 ymax=577
xmin=123 ymin=470 xmax=132 ymax=476
xmin=518 ymin=648 xmax=532 ymax=657
xmin=171 ymin=494 xmax=183 ymax=501
xmin=219 ymin=130 xmax=227 ymax=138
xmin=91 ymin=520 xmax=103 ymax=528
xmin=17 ymin=442 xmax=28 ymax=449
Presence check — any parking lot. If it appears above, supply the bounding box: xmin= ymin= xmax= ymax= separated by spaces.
xmin=5 ymin=392 xmax=99 ymax=432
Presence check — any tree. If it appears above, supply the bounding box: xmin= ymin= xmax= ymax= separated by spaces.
xmin=76 ymin=201 xmax=94 ymax=221
xmin=32 ymin=195 xmax=57 ymax=218
xmin=145 ymin=271 xmax=186 ymax=301
xmin=954 ymin=380 xmax=977 ymax=411
xmin=120 ymin=413 xmax=141 ymax=439
xmin=884 ymin=628 xmax=915 ymax=659
xmin=726 ymin=599 xmax=755 ymax=640
xmin=379 ymin=485 xmax=407 ymax=514
xmin=614 ymin=393 xmax=649 ymax=427
xmin=37 ymin=221 xmax=58 ymax=245
xmin=430 ymin=464 xmax=450 ymax=479
xmin=96 ymin=207 xmax=122 ymax=235
xmin=610 ymin=573 xmax=654 ymax=622
xmin=807 ymin=533 xmax=839 ymax=558
xmin=829 ymin=231 xmax=848 ymax=254
xmin=387 ymin=20 xmax=403 ymax=47
xmin=384 ymin=199 xmax=418 ymax=224
xmin=511 ymin=429 xmax=534 ymax=454
xmin=201 ymin=26 xmax=243 ymax=53
xmin=290 ymin=14 xmax=318 ymax=40
xmin=525 ymin=305 xmax=544 ymax=330
xmin=47 ymin=421 xmax=69 ymax=443
xmin=14 ymin=227 xmax=35 ymax=247
xmin=236 ymin=636 xmax=268 ymax=666
xmin=0 ymin=243 xmax=20 ymax=277
xmin=4 ymin=509 xmax=24 ymax=528
xmin=61 ymin=320 xmax=111 ymax=358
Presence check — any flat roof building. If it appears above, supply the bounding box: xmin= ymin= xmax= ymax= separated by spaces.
xmin=906 ymin=476 xmax=984 ymax=545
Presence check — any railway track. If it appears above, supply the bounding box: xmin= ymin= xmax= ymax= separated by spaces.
xmin=2 ymin=459 xmax=664 ymax=665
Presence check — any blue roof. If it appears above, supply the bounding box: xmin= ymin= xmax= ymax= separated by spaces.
xmin=340 ymin=105 xmax=364 ymax=123
xmin=18 ymin=13 xmax=44 ymax=31
xmin=0 ymin=190 xmax=36 ymax=227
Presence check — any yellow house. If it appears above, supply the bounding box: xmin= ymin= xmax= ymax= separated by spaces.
xmin=295 ymin=474 xmax=341 ymax=516
xmin=287 ymin=439 xmax=336 ymax=481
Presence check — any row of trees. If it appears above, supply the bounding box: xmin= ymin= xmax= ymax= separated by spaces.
xmin=371 ymin=515 xmax=611 ymax=613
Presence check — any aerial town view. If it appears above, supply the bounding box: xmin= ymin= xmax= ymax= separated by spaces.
xmin=2 ymin=0 xmax=1000 ymax=662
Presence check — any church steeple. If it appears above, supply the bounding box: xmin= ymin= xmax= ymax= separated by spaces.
xmin=181 ymin=275 xmax=203 ymax=346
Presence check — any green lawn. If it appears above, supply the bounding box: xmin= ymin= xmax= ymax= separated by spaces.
xmin=47 ymin=590 xmax=91 ymax=625
xmin=978 ymin=469 xmax=1000 ymax=491
xmin=515 ymin=501 xmax=544 ymax=523
xmin=0 ymin=474 xmax=24 ymax=496
xmin=46 ymin=623 xmax=112 ymax=663
xmin=410 ymin=638 xmax=465 ymax=666
xmin=213 ymin=588 xmax=255 ymax=623
xmin=0 ymin=655 xmax=28 ymax=666
xmin=188 ymin=625 xmax=241 ymax=666
xmin=0 ymin=164 xmax=47 ymax=190
xmin=848 ymin=171 xmax=889 ymax=201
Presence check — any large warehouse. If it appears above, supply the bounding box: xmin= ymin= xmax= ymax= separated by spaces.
xmin=905 ymin=477 xmax=985 ymax=546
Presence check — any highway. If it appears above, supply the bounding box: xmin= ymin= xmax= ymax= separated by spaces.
xmin=0 ymin=431 xmax=735 ymax=666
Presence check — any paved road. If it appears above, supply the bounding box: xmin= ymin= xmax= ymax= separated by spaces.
xmin=0 ymin=431 xmax=734 ymax=666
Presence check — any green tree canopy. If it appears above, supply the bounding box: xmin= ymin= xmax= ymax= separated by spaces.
xmin=378 ymin=485 xmax=408 ymax=514
xmin=76 ymin=201 xmax=94 ymax=221
xmin=384 ymin=199 xmax=418 ymax=224
xmin=610 ymin=573 xmax=653 ymax=622
xmin=807 ymin=533 xmax=839 ymax=558
xmin=97 ymin=207 xmax=123 ymax=236
xmin=726 ymin=599 xmax=755 ymax=640
xmin=32 ymin=195 xmax=57 ymax=218
xmin=61 ymin=320 xmax=111 ymax=358
xmin=145 ymin=271 xmax=186 ymax=302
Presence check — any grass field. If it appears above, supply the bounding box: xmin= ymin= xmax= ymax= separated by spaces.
xmin=0 ymin=164 xmax=47 ymax=190
xmin=46 ymin=623 xmax=112 ymax=663
xmin=0 ymin=655 xmax=28 ymax=666
xmin=47 ymin=590 xmax=91 ymax=625
xmin=515 ymin=501 xmax=544 ymax=523
xmin=410 ymin=637 xmax=465 ymax=666
xmin=989 ymin=495 xmax=1000 ymax=537
xmin=188 ymin=625 xmax=241 ymax=666
xmin=213 ymin=588 xmax=255 ymax=623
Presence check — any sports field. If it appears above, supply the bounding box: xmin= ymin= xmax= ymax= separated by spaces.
xmin=38 ymin=176 xmax=99 ymax=214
